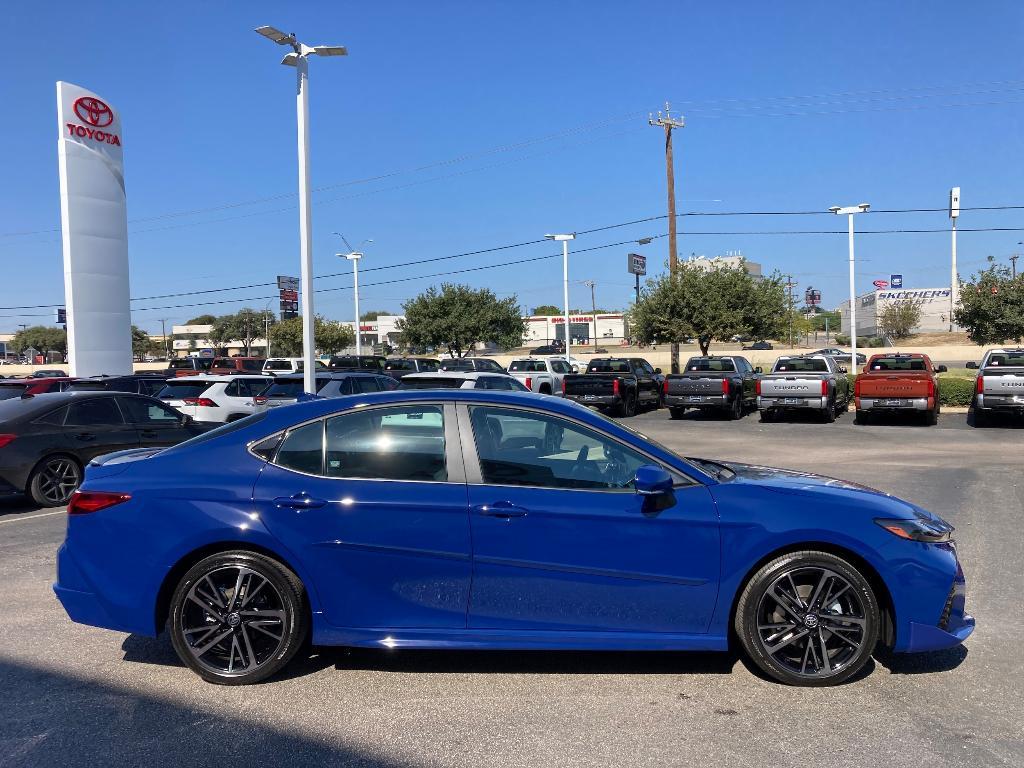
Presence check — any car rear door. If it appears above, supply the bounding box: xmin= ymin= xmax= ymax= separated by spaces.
xmin=460 ymin=403 xmax=720 ymax=634
xmin=252 ymin=402 xmax=472 ymax=630
xmin=61 ymin=397 xmax=140 ymax=462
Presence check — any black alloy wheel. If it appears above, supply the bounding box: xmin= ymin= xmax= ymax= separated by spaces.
xmin=728 ymin=394 xmax=743 ymax=420
xmin=170 ymin=551 xmax=308 ymax=685
xmin=29 ymin=456 xmax=82 ymax=507
xmin=735 ymin=551 xmax=880 ymax=686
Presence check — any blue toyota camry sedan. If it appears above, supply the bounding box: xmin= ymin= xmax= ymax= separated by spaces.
xmin=54 ymin=390 xmax=973 ymax=686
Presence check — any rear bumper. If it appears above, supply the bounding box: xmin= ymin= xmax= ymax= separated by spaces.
xmin=53 ymin=542 xmax=146 ymax=635
xmin=758 ymin=396 xmax=827 ymax=410
xmin=977 ymin=394 xmax=1024 ymax=411
xmin=565 ymin=394 xmax=621 ymax=407
xmin=665 ymin=393 xmax=729 ymax=408
xmin=859 ymin=397 xmax=930 ymax=411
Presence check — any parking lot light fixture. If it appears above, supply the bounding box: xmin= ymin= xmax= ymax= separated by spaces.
xmin=255 ymin=24 xmax=347 ymax=394
xmin=829 ymin=203 xmax=870 ymax=372
xmin=338 ymin=251 xmax=363 ymax=356
xmin=546 ymin=234 xmax=576 ymax=351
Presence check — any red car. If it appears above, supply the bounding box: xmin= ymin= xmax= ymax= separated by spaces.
xmin=0 ymin=377 xmax=77 ymax=400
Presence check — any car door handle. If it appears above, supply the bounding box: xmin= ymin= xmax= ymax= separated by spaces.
xmin=274 ymin=493 xmax=327 ymax=509
xmin=73 ymin=432 xmax=95 ymax=441
xmin=139 ymin=429 xmax=158 ymax=438
xmin=473 ymin=501 xmax=529 ymax=519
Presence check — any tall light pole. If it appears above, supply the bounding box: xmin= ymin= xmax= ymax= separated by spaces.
xmin=583 ymin=279 xmax=598 ymax=351
xmin=830 ymin=203 xmax=870 ymax=372
xmin=949 ymin=187 xmax=961 ymax=331
xmin=255 ymin=25 xmax=347 ymax=393
xmin=546 ymin=234 xmax=576 ymax=352
xmin=335 ymin=234 xmax=372 ymax=357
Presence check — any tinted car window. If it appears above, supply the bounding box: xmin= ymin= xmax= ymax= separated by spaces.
xmin=241 ymin=359 xmax=263 ymax=372
xmin=469 ymin=406 xmax=648 ymax=490
xmin=34 ymin=406 xmax=68 ymax=426
xmin=775 ymin=358 xmax=828 ymax=373
xmin=140 ymin=379 xmax=167 ymax=396
xmin=376 ymin=376 xmax=399 ymax=391
xmin=350 ymin=377 xmax=381 ymax=394
xmin=119 ymin=397 xmax=181 ymax=424
xmin=0 ymin=383 xmax=28 ymax=400
xmin=588 ymin=360 xmax=631 ymax=373
xmin=550 ymin=360 xmax=571 ymax=374
xmin=478 ymin=360 xmax=504 ymax=372
xmin=264 ymin=360 xmax=296 ymax=371
xmin=265 ymin=378 xmax=330 ymax=397
xmin=169 ymin=358 xmax=212 ymax=371
xmin=325 ymin=405 xmax=446 ymax=481
xmin=401 ymin=377 xmax=466 ymax=390
xmin=987 ymin=352 xmax=1024 ymax=366
xmin=386 ymin=360 xmax=417 ymax=372
xmin=686 ymin=358 xmax=736 ymax=372
xmin=157 ymin=380 xmax=213 ymax=399
xmin=275 ymin=420 xmax=324 ymax=475
xmin=440 ymin=359 xmax=474 ymax=371
xmin=65 ymin=398 xmax=125 ymax=427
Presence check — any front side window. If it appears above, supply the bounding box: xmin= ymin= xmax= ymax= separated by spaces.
xmin=324 ymin=405 xmax=447 ymax=481
xmin=469 ymin=406 xmax=649 ymax=490
xmin=119 ymin=397 xmax=181 ymax=424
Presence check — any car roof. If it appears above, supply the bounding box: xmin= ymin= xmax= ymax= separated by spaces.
xmin=274 ymin=372 xmax=380 ymax=381
xmin=0 ymin=376 xmax=73 ymax=384
xmin=402 ymin=371 xmax=508 ymax=380
xmin=163 ymin=374 xmax=271 ymax=382
xmin=0 ymin=390 xmax=142 ymax=421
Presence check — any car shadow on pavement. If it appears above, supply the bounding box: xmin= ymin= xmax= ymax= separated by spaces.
xmin=0 ymin=498 xmax=49 ymax=519
xmin=874 ymin=645 xmax=969 ymax=675
xmin=0 ymin=657 xmax=411 ymax=768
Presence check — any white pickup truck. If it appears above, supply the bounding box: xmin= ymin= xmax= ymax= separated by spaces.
xmin=757 ymin=355 xmax=851 ymax=423
xmin=507 ymin=356 xmax=573 ymax=395
xmin=967 ymin=348 xmax=1024 ymax=426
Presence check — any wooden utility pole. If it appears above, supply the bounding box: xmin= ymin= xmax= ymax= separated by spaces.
xmin=1011 ymin=253 xmax=1020 ymax=279
xmin=649 ymin=102 xmax=685 ymax=373
xmin=784 ymin=274 xmax=797 ymax=348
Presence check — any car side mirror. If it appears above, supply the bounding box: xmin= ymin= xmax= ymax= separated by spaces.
xmin=754 ymin=366 xmax=763 ymax=374
xmin=634 ymin=465 xmax=673 ymax=496
xmin=965 ymin=361 xmax=977 ymax=369
xmin=654 ymin=368 xmax=662 ymax=375
xmin=936 ymin=365 xmax=948 ymax=373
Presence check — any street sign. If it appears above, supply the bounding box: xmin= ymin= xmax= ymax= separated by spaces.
xmin=276 ymin=275 xmax=299 ymax=291
xmin=198 ymin=348 xmax=215 ymax=358
xmin=804 ymin=287 xmax=822 ymax=306
xmin=627 ymin=253 xmax=647 ymax=276
xmin=890 ymin=274 xmax=903 ymax=289
xmin=873 ymin=280 xmax=889 ymax=289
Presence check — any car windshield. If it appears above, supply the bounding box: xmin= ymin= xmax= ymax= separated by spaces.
xmin=0 ymin=383 xmax=28 ymax=400
xmin=263 ymin=360 xmax=295 ymax=371
xmin=774 ymin=358 xmax=828 ymax=373
xmin=686 ymin=358 xmax=735 ymax=372
xmin=401 ymin=377 xmax=467 ymax=389
xmin=589 ymin=361 xmax=631 ymax=373
xmin=157 ymin=380 xmax=212 ymax=399
xmin=987 ymin=352 xmax=1024 ymax=367
xmin=168 ymin=358 xmax=212 ymax=370
xmin=508 ymin=360 xmax=545 ymax=372
xmin=441 ymin=360 xmax=474 ymax=371
xmin=869 ymin=357 xmax=928 ymax=371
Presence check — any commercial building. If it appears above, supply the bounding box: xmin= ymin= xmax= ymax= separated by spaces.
xmin=685 ymin=252 xmax=763 ymax=279
xmin=170 ymin=324 xmax=268 ymax=358
xmin=838 ymin=287 xmax=955 ymax=337
xmin=522 ymin=314 xmax=628 ymax=347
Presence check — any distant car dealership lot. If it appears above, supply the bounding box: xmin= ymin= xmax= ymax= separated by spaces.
xmin=1 ymin=408 xmax=1020 ymax=767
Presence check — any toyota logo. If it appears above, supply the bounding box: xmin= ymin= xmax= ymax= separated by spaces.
xmin=73 ymin=97 xmax=114 ymax=128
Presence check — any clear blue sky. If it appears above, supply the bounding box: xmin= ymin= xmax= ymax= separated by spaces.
xmin=2 ymin=1 xmax=1022 ymax=334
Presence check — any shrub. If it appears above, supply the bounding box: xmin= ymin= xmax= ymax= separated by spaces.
xmin=835 ymin=334 xmax=850 ymax=345
xmin=939 ymin=377 xmax=975 ymax=407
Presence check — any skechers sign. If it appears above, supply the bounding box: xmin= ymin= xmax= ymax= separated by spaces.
xmin=65 ymin=96 xmax=122 ymax=146
xmin=878 ymin=289 xmax=951 ymax=302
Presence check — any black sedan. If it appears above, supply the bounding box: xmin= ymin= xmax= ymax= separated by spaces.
xmin=742 ymin=341 xmax=774 ymax=350
xmin=0 ymin=391 xmax=207 ymax=507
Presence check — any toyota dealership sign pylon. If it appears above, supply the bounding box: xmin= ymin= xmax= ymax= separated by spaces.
xmin=57 ymin=81 xmax=132 ymax=377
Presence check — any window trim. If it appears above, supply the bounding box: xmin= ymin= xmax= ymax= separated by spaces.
xmin=249 ymin=401 xmax=466 ymax=485
xmin=455 ymin=402 xmax=695 ymax=492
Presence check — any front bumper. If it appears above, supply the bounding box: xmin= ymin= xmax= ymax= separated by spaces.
xmin=758 ymin=396 xmax=827 ymax=410
xmin=859 ymin=397 xmax=930 ymax=411
xmin=665 ymin=394 xmax=729 ymax=408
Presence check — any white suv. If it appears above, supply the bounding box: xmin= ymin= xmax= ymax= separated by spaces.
xmin=157 ymin=375 xmax=273 ymax=423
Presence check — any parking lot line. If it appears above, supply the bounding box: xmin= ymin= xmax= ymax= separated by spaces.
xmin=0 ymin=509 xmax=66 ymax=525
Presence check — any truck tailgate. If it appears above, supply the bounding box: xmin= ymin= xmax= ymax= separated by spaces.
xmin=563 ymin=376 xmax=618 ymax=396
xmin=858 ymin=374 xmax=932 ymax=399
xmin=759 ymin=377 xmax=823 ymax=398
xmin=981 ymin=370 xmax=1024 ymax=397
xmin=666 ymin=375 xmax=726 ymax=396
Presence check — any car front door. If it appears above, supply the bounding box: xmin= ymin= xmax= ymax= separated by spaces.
xmin=118 ymin=396 xmax=196 ymax=447
xmin=460 ymin=403 xmax=720 ymax=634
xmin=251 ymin=402 xmax=472 ymax=630
xmin=61 ymin=397 xmax=140 ymax=462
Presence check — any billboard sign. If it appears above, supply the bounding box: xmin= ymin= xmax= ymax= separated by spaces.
xmin=627 ymin=253 xmax=647 ymax=276
xmin=890 ymin=274 xmax=903 ymax=289
xmin=277 ymin=275 xmax=299 ymax=291
xmin=804 ymin=287 xmax=822 ymax=306
xmin=873 ymin=279 xmax=889 ymax=289
xmin=57 ymin=82 xmax=131 ymax=377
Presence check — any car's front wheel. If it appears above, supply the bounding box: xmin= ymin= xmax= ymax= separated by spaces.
xmin=734 ymin=550 xmax=880 ymax=686
xmin=169 ymin=551 xmax=308 ymax=685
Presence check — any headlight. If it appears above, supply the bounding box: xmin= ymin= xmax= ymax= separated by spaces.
xmin=875 ymin=516 xmax=953 ymax=543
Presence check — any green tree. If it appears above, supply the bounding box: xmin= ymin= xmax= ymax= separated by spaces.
xmin=359 ymin=309 xmax=388 ymax=321
xmin=954 ymin=257 xmax=1024 ymax=344
xmin=268 ymin=315 xmax=355 ymax=356
xmin=186 ymin=314 xmax=217 ymax=325
xmin=399 ymin=283 xmax=526 ymax=357
xmin=877 ymin=300 xmax=922 ymax=341
xmin=531 ymin=304 xmax=562 ymax=316
xmin=130 ymin=325 xmax=152 ymax=361
xmin=12 ymin=325 xmax=67 ymax=360
xmin=630 ymin=261 xmax=786 ymax=355
xmin=209 ymin=308 xmax=276 ymax=356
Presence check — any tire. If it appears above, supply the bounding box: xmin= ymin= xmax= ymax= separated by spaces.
xmin=924 ymin=407 xmax=938 ymax=426
xmin=169 ymin=550 xmax=308 ymax=685
xmin=854 ymin=410 xmax=870 ymax=426
xmin=538 ymin=385 xmax=551 ymax=395
xmin=728 ymin=394 xmax=743 ymax=420
xmin=622 ymin=392 xmax=638 ymax=418
xmin=734 ymin=550 xmax=880 ymax=686
xmin=822 ymin=397 xmax=836 ymax=423
xmin=669 ymin=407 xmax=685 ymax=420
xmin=28 ymin=455 xmax=82 ymax=507
xmin=759 ymin=409 xmax=774 ymax=423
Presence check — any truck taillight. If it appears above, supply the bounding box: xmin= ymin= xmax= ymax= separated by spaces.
xmin=525 ymin=377 xmax=532 ymax=391
xmin=755 ymin=379 xmax=761 ymax=395
xmin=821 ymin=380 xmax=828 ymax=396
xmin=721 ymin=379 xmax=730 ymax=394
xmin=854 ymin=378 xmax=861 ymax=398
xmin=663 ymin=379 xmax=670 ymax=394
xmin=927 ymin=378 xmax=936 ymax=398
xmin=183 ymin=397 xmax=217 ymax=407
xmin=561 ymin=379 xmax=566 ymax=394
xmin=613 ymin=379 xmax=620 ymax=396
xmin=976 ymin=375 xmax=984 ymax=394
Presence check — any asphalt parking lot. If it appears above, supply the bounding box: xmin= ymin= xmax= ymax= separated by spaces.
xmin=1 ymin=409 xmax=1022 ymax=768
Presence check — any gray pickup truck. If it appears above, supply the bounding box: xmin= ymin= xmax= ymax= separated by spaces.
xmin=663 ymin=355 xmax=760 ymax=420
xmin=966 ymin=348 xmax=1024 ymax=426
xmin=757 ymin=355 xmax=851 ymax=423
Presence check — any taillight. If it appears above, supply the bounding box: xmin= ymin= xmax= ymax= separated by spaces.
xmin=721 ymin=379 xmax=730 ymax=394
xmin=525 ymin=377 xmax=532 ymax=391
xmin=663 ymin=379 xmax=669 ymax=394
xmin=254 ymin=396 xmax=268 ymax=404
xmin=755 ymin=379 xmax=761 ymax=395
xmin=561 ymin=379 xmax=566 ymax=394
xmin=183 ymin=397 xmax=217 ymax=407
xmin=613 ymin=379 xmax=620 ymax=396
xmin=976 ymin=376 xmax=984 ymax=394
xmin=854 ymin=377 xmax=861 ymax=398
xmin=0 ymin=434 xmax=16 ymax=449
xmin=927 ymin=378 xmax=936 ymax=398
xmin=821 ymin=380 xmax=828 ymax=396
xmin=68 ymin=491 xmax=131 ymax=515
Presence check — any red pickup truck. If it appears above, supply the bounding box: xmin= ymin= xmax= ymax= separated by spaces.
xmin=854 ymin=353 xmax=946 ymax=425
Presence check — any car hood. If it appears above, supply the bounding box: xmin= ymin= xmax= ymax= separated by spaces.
xmin=690 ymin=458 xmax=894 ymax=500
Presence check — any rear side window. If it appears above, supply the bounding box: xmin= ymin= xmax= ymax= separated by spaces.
xmin=275 ymin=420 xmax=324 ymax=475
xmin=988 ymin=352 xmax=1024 ymax=366
xmin=0 ymin=384 xmax=28 ymax=400
xmin=588 ymin=361 xmax=630 ymax=373
xmin=775 ymin=359 xmax=828 ymax=373
xmin=34 ymin=407 xmax=68 ymax=426
xmin=241 ymin=359 xmax=263 ymax=372
xmin=65 ymin=398 xmax=124 ymax=427
xmin=350 ymin=377 xmax=381 ymax=394
xmin=157 ymin=380 xmax=212 ymax=399
xmin=324 ymin=405 xmax=446 ymax=482
xmin=686 ymin=359 xmax=736 ymax=372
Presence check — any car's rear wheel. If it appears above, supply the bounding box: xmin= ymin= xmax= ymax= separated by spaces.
xmin=854 ymin=410 xmax=870 ymax=426
xmin=28 ymin=455 xmax=82 ymax=507
xmin=728 ymin=394 xmax=743 ymax=420
xmin=669 ymin=407 xmax=685 ymax=420
xmin=735 ymin=550 xmax=880 ymax=686
xmin=169 ymin=551 xmax=308 ymax=685
xmin=822 ymin=397 xmax=837 ymax=423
